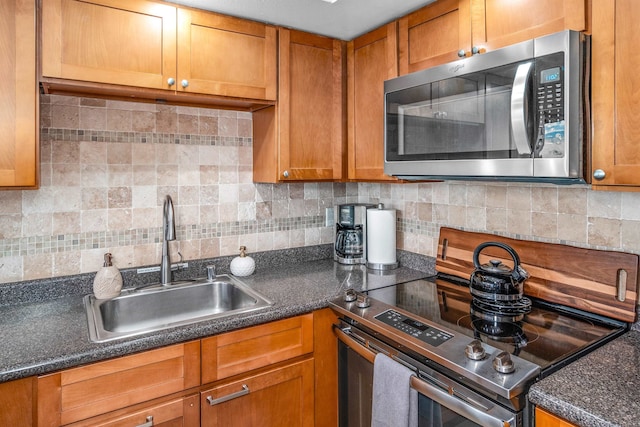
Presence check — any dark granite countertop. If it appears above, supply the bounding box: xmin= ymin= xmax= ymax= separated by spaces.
xmin=0 ymin=255 xmax=431 ymax=382
xmin=529 ymin=330 xmax=640 ymax=427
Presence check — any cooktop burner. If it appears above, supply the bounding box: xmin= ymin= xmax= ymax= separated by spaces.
xmin=364 ymin=277 xmax=626 ymax=372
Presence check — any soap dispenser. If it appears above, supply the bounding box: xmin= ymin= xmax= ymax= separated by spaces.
xmin=93 ymin=253 xmax=123 ymax=299
xmin=230 ymin=246 xmax=255 ymax=277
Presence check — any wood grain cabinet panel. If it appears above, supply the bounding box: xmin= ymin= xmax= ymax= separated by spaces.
xmin=591 ymin=0 xmax=640 ymax=189
xmin=41 ymin=0 xmax=277 ymax=102
xmin=347 ymin=23 xmax=398 ymax=181
xmin=201 ymin=313 xmax=314 ymax=384
xmin=399 ymin=0 xmax=587 ymax=73
xmin=0 ymin=0 xmax=38 ymax=188
xmin=42 ymin=0 xmax=177 ymax=90
xmin=535 ymin=407 xmax=578 ymax=427
xmin=37 ymin=341 xmax=200 ymax=427
xmin=253 ymin=29 xmax=344 ymax=182
xmin=177 ymin=9 xmax=276 ymax=100
xmin=200 ymin=358 xmax=314 ymax=427
xmin=0 ymin=377 xmax=34 ymax=425
xmin=65 ymin=394 xmax=200 ymax=427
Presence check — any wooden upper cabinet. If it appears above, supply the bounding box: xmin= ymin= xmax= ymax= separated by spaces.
xmin=591 ymin=0 xmax=640 ymax=189
xmin=399 ymin=0 xmax=588 ymax=74
xmin=398 ymin=0 xmax=472 ymax=74
xmin=1 ymin=0 xmax=38 ymax=188
xmin=41 ymin=0 xmax=277 ymax=102
xmin=347 ymin=23 xmax=398 ymax=181
xmin=176 ymin=9 xmax=276 ymax=100
xmin=253 ymin=29 xmax=344 ymax=182
xmin=41 ymin=0 xmax=177 ymax=90
xmin=474 ymin=0 xmax=588 ymax=52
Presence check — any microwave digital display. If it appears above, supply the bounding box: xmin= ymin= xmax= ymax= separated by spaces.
xmin=541 ymin=67 xmax=561 ymax=83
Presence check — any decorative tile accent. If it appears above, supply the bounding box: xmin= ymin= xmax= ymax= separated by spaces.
xmin=41 ymin=128 xmax=252 ymax=147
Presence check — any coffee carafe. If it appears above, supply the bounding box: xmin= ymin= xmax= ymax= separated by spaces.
xmin=334 ymin=204 xmax=374 ymax=265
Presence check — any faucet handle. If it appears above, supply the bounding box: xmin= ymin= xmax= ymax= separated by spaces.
xmin=206 ymin=265 xmax=216 ymax=281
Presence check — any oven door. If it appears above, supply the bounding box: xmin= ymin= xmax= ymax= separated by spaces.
xmin=335 ymin=323 xmax=524 ymax=427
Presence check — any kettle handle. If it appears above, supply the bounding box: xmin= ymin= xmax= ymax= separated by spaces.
xmin=472 ymin=242 xmax=526 ymax=281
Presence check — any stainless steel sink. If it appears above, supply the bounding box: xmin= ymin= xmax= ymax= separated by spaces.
xmin=84 ymin=274 xmax=273 ymax=342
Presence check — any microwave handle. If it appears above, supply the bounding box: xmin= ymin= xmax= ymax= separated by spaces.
xmin=510 ymin=62 xmax=533 ymax=155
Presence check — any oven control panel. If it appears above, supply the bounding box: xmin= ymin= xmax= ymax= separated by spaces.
xmin=375 ymin=309 xmax=453 ymax=347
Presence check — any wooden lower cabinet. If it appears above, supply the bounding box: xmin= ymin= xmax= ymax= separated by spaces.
xmin=200 ymin=358 xmax=314 ymax=427
xmin=535 ymin=407 xmax=577 ymax=427
xmin=33 ymin=310 xmax=337 ymax=427
xmin=37 ymin=341 xmax=201 ymax=427
xmin=0 ymin=377 xmax=34 ymax=425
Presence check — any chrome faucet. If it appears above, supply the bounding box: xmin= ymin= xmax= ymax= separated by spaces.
xmin=160 ymin=195 xmax=176 ymax=285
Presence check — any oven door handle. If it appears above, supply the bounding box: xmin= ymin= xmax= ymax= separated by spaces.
xmin=333 ymin=324 xmax=376 ymax=364
xmin=409 ymin=376 xmax=516 ymax=427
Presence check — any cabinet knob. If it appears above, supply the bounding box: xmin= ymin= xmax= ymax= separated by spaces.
xmin=458 ymin=49 xmax=466 ymax=58
xmin=283 ymin=170 xmax=289 ymax=178
xmin=167 ymin=77 xmax=175 ymax=86
xmin=593 ymin=169 xmax=606 ymax=180
xmin=181 ymin=79 xmax=189 ymax=88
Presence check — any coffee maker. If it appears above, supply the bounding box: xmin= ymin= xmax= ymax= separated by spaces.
xmin=334 ymin=203 xmax=374 ymax=265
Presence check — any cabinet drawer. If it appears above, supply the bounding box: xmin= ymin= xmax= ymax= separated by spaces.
xmin=201 ymin=314 xmax=314 ymax=383
xmin=66 ymin=394 xmax=199 ymax=427
xmin=37 ymin=341 xmax=200 ymax=426
xmin=201 ymin=358 xmax=314 ymax=427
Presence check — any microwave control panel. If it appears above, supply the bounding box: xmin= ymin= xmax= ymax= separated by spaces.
xmin=535 ymin=52 xmax=566 ymax=157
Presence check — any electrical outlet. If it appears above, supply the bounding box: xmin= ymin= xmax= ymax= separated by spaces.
xmin=325 ymin=207 xmax=334 ymax=227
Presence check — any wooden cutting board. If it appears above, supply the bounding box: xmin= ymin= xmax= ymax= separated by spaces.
xmin=435 ymin=227 xmax=639 ymax=323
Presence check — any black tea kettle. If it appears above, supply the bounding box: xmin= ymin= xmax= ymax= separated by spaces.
xmin=469 ymin=242 xmax=529 ymax=302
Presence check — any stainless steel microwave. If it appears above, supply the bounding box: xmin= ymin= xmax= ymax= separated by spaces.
xmin=384 ymin=30 xmax=589 ymax=183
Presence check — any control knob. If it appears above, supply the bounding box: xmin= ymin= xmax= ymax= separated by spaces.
xmin=493 ymin=351 xmax=515 ymax=374
xmin=344 ymin=289 xmax=357 ymax=302
xmin=464 ymin=339 xmax=486 ymax=360
xmin=356 ymin=295 xmax=370 ymax=308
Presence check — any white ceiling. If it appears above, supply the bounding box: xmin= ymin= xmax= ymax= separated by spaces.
xmin=168 ymin=0 xmax=436 ymax=40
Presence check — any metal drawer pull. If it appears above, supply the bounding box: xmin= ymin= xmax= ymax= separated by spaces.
xmin=135 ymin=415 xmax=154 ymax=427
xmin=206 ymin=384 xmax=250 ymax=406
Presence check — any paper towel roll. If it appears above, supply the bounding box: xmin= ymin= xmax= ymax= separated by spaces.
xmin=366 ymin=208 xmax=398 ymax=269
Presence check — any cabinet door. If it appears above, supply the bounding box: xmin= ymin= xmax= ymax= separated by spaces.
xmin=66 ymin=394 xmax=200 ymax=427
xmin=474 ymin=0 xmax=587 ymax=52
xmin=591 ymin=0 xmax=640 ymax=189
xmin=277 ymin=29 xmax=344 ymax=181
xmin=201 ymin=358 xmax=314 ymax=427
xmin=398 ymin=0 xmax=472 ymax=74
xmin=0 ymin=377 xmax=34 ymax=425
xmin=38 ymin=341 xmax=200 ymax=427
xmin=535 ymin=407 xmax=577 ymax=427
xmin=347 ymin=23 xmax=398 ymax=181
xmin=0 ymin=0 xmax=38 ymax=188
xmin=41 ymin=0 xmax=177 ymax=90
xmin=177 ymin=9 xmax=277 ymax=100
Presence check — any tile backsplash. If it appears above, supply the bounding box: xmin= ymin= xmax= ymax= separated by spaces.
xmin=1 ymin=94 xmax=640 ymax=284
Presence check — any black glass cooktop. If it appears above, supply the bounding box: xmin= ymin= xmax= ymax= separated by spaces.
xmin=365 ymin=277 xmax=627 ymax=373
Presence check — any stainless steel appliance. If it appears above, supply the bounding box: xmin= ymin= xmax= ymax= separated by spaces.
xmin=384 ymin=30 xmax=589 ymax=183
xmin=331 ymin=270 xmax=629 ymax=426
xmin=334 ymin=204 xmax=375 ymax=265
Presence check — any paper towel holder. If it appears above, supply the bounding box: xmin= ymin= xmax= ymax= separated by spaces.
xmin=366 ymin=204 xmax=399 ymax=271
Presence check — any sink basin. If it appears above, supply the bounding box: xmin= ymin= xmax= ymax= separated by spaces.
xmin=84 ymin=274 xmax=273 ymax=342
